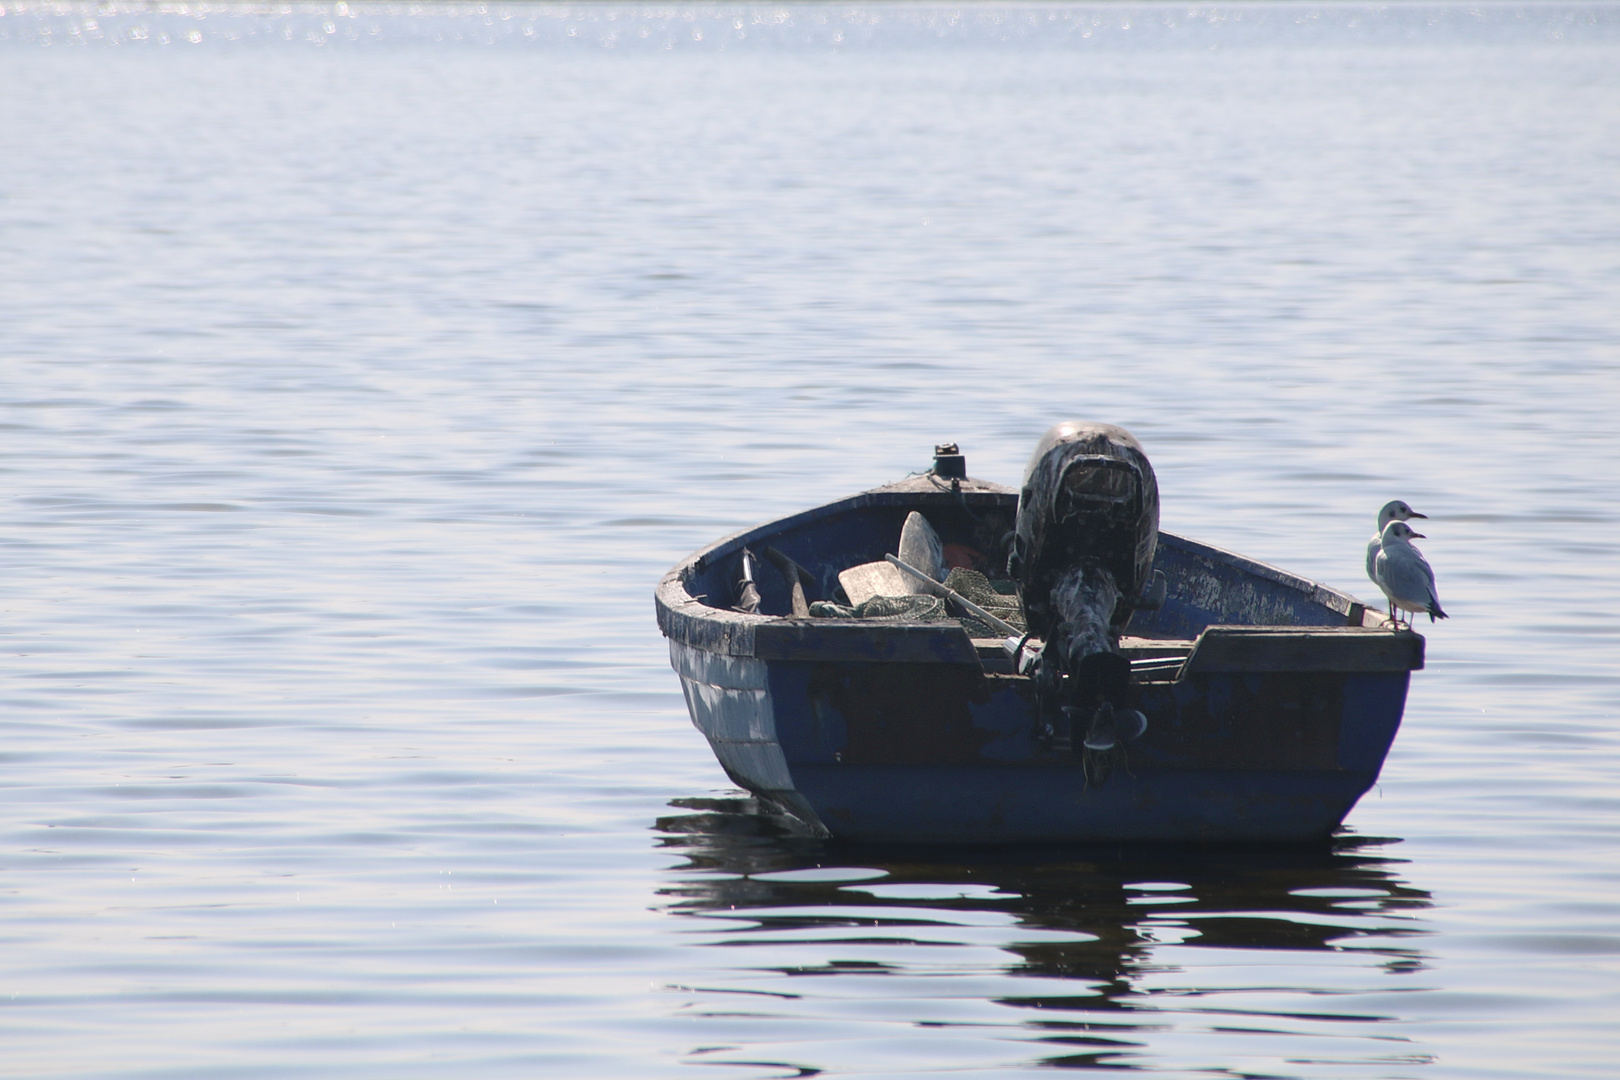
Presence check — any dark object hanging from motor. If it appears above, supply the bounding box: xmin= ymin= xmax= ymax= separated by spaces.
xmin=1009 ymin=422 xmax=1163 ymax=757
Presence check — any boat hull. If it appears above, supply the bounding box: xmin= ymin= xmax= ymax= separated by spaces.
xmin=670 ymin=637 xmax=1411 ymax=843
xmin=790 ymin=765 xmax=1387 ymax=844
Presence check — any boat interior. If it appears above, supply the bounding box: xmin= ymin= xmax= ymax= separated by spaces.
xmin=674 ymin=478 xmax=1377 ymax=680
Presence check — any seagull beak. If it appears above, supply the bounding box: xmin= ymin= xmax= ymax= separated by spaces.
xmin=1410 ymin=511 xmax=1429 ymax=519
xmin=1409 ymin=530 xmax=1426 ymax=539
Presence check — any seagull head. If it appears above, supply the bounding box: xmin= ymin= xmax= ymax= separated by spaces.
xmin=1382 ymin=520 xmax=1426 ymax=543
xmin=1377 ymin=500 xmax=1429 ymax=529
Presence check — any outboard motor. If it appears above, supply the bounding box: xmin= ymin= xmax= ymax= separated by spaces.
xmin=1010 ymin=422 xmax=1161 ymax=755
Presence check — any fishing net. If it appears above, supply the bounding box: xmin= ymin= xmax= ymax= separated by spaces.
xmin=809 ymin=594 xmax=949 ymax=621
xmin=807 ymin=569 xmax=1026 ymax=638
xmin=944 ymin=568 xmax=1026 ymax=638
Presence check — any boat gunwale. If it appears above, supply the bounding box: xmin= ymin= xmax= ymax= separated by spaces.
xmin=655 ymin=477 xmax=1419 ymax=670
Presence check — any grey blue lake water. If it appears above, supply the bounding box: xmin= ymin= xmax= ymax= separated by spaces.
xmin=2 ymin=2 xmax=1619 ymax=1076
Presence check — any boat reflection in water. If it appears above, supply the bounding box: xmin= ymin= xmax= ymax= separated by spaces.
xmin=655 ymin=797 xmax=1435 ymax=1076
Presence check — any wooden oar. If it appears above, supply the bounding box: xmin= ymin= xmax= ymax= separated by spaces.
xmin=884 ymin=554 xmax=1020 ymax=637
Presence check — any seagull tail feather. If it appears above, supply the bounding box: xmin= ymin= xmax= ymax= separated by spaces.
xmin=1428 ymin=602 xmax=1448 ymax=621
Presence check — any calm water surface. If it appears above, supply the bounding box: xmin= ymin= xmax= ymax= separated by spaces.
xmin=2 ymin=3 xmax=1618 ymax=1076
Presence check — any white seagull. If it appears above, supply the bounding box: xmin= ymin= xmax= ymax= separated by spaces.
xmin=1374 ymin=520 xmax=1448 ymax=628
xmin=1365 ymin=500 xmax=1428 ymax=587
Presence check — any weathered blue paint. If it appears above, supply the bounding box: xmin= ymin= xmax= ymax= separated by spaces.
xmin=656 ymin=474 xmax=1424 ymax=844
xmin=791 ymin=766 xmax=1379 ymax=844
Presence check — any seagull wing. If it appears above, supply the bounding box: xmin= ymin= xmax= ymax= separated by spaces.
xmin=1376 ymin=544 xmax=1439 ymax=610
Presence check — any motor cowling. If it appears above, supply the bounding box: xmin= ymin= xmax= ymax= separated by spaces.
xmin=1010 ymin=422 xmax=1159 ymax=753
xmin=1012 ymin=421 xmax=1159 ymax=631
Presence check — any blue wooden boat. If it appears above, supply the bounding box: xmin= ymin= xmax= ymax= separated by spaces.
xmin=655 ymin=448 xmax=1423 ymax=844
